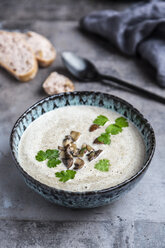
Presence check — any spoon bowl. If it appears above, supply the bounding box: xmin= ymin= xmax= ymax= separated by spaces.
xmin=62 ymin=52 xmax=100 ymax=81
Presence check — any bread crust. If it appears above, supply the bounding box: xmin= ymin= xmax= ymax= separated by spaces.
xmin=38 ymin=57 xmax=55 ymax=67
xmin=0 ymin=31 xmax=38 ymax=82
xmin=25 ymin=31 xmax=56 ymax=67
xmin=16 ymin=58 xmax=38 ymax=81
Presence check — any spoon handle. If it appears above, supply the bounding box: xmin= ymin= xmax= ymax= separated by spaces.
xmin=100 ymin=73 xmax=165 ymax=104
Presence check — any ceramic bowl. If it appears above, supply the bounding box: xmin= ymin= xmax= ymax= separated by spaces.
xmin=10 ymin=91 xmax=155 ymax=208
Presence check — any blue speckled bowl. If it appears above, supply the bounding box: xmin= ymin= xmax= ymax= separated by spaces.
xmin=10 ymin=91 xmax=155 ymax=208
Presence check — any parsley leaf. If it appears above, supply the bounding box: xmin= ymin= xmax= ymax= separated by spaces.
xmin=97 ymin=133 xmax=111 ymax=145
xmin=36 ymin=149 xmax=61 ymax=169
xmin=47 ymin=158 xmax=61 ymax=168
xmin=55 ymin=170 xmax=76 ymax=182
xmin=35 ymin=150 xmax=47 ymax=161
xmin=93 ymin=115 xmax=109 ymax=126
xmin=46 ymin=149 xmax=59 ymax=159
xmin=36 ymin=149 xmax=60 ymax=162
xmin=105 ymin=124 xmax=122 ymax=135
xmin=115 ymin=117 xmax=128 ymax=128
xmin=94 ymin=159 xmax=111 ymax=172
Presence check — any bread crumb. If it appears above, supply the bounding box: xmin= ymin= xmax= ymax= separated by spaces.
xmin=43 ymin=72 xmax=74 ymax=95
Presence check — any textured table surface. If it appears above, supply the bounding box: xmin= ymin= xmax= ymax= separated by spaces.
xmin=0 ymin=1 xmax=165 ymax=247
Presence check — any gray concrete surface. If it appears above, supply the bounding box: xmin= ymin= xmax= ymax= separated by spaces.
xmin=0 ymin=1 xmax=165 ymax=247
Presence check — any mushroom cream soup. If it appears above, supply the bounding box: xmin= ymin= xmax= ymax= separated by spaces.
xmin=18 ymin=105 xmax=145 ymax=192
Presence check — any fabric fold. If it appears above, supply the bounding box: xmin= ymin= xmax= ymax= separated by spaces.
xmin=80 ymin=0 xmax=165 ymax=87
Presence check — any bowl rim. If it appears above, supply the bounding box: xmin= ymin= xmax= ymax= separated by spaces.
xmin=10 ymin=91 xmax=156 ymax=195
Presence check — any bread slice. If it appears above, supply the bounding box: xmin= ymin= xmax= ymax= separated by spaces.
xmin=0 ymin=31 xmax=38 ymax=81
xmin=43 ymin=72 xmax=75 ymax=95
xmin=23 ymin=31 xmax=56 ymax=67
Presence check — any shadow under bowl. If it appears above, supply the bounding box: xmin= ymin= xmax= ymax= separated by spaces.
xmin=10 ymin=91 xmax=155 ymax=208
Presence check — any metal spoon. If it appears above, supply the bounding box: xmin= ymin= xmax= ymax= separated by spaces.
xmin=62 ymin=52 xmax=165 ymax=104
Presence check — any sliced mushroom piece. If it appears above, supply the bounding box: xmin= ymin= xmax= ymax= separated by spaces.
xmin=70 ymin=143 xmax=80 ymax=157
xmin=74 ymin=158 xmax=85 ymax=170
xmin=86 ymin=144 xmax=94 ymax=152
xmin=65 ymin=135 xmax=72 ymax=139
xmin=62 ymin=158 xmax=73 ymax=169
xmin=87 ymin=149 xmax=103 ymax=161
xmin=71 ymin=143 xmax=77 ymax=149
xmin=95 ymin=149 xmax=103 ymax=158
xmin=60 ymin=151 xmax=65 ymax=158
xmin=93 ymin=138 xmax=104 ymax=144
xmin=70 ymin=131 xmax=81 ymax=141
xmin=87 ymin=151 xmax=95 ymax=161
xmin=63 ymin=139 xmax=71 ymax=147
xmin=63 ymin=135 xmax=73 ymax=147
xmin=72 ymin=149 xmax=80 ymax=157
xmin=65 ymin=144 xmax=73 ymax=159
xmin=58 ymin=146 xmax=64 ymax=151
xmin=89 ymin=124 xmax=100 ymax=132
xmin=78 ymin=145 xmax=88 ymax=157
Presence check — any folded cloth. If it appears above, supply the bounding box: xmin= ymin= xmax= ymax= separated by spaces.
xmin=80 ymin=0 xmax=165 ymax=87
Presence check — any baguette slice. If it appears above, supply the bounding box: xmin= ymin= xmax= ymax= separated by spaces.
xmin=0 ymin=31 xmax=38 ymax=81
xmin=23 ymin=31 xmax=56 ymax=67
xmin=43 ymin=72 xmax=74 ymax=95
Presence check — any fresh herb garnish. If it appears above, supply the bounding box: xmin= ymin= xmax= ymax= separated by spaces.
xmin=115 ymin=117 xmax=128 ymax=128
xmin=93 ymin=115 xmax=109 ymax=126
xmin=105 ymin=117 xmax=128 ymax=135
xmin=45 ymin=149 xmax=59 ymax=159
xmin=35 ymin=150 xmax=47 ymax=161
xmin=93 ymin=116 xmax=129 ymax=145
xmin=94 ymin=159 xmax=111 ymax=172
xmin=97 ymin=133 xmax=111 ymax=145
xmin=105 ymin=124 xmax=122 ymax=135
xmin=36 ymin=149 xmax=61 ymax=168
xmin=55 ymin=170 xmax=76 ymax=182
xmin=47 ymin=158 xmax=61 ymax=168
xmin=36 ymin=149 xmax=59 ymax=161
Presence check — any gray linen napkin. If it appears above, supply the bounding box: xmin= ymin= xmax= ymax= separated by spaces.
xmin=80 ymin=0 xmax=165 ymax=88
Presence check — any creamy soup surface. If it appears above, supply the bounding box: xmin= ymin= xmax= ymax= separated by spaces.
xmin=18 ymin=106 xmax=145 ymax=192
